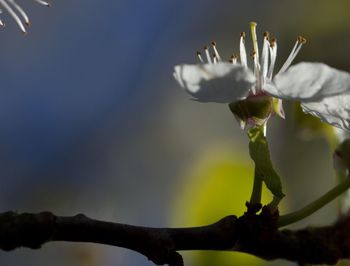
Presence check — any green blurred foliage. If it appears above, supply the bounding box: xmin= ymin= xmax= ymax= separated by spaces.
xmin=171 ymin=147 xmax=287 ymax=266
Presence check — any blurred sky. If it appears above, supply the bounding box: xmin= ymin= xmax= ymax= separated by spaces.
xmin=0 ymin=0 xmax=350 ymax=265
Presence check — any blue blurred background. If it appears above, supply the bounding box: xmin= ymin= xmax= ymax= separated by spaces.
xmin=0 ymin=0 xmax=349 ymax=265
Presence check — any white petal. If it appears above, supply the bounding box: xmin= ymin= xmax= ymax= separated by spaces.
xmin=266 ymin=62 xmax=350 ymax=100
xmin=301 ymin=94 xmax=350 ymax=130
xmin=174 ymin=62 xmax=255 ymax=103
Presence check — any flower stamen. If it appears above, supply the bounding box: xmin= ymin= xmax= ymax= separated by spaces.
xmin=196 ymin=51 xmax=204 ymax=64
xmin=268 ymin=37 xmax=277 ymax=79
xmin=240 ymin=32 xmax=248 ymax=69
xmin=204 ymin=45 xmax=212 ymax=64
xmin=277 ymin=35 xmax=307 ymax=75
xmin=211 ymin=41 xmax=222 ymax=61
xmin=250 ymin=22 xmax=260 ymax=64
xmin=34 ymin=0 xmax=50 ymax=6
xmin=8 ymin=0 xmax=30 ymax=25
xmin=250 ymin=22 xmax=262 ymax=93
xmin=213 ymin=53 xmax=218 ymax=64
xmin=250 ymin=51 xmax=259 ymax=94
xmin=229 ymin=54 xmax=238 ymax=64
xmin=0 ymin=0 xmax=51 ymax=33
xmin=0 ymin=0 xmax=26 ymax=33
xmin=261 ymin=31 xmax=270 ymax=79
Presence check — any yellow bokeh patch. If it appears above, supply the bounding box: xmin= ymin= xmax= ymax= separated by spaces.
xmin=171 ymin=145 xmax=283 ymax=266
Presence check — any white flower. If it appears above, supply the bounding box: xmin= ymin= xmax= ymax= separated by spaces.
xmin=174 ymin=22 xmax=350 ymax=130
xmin=0 ymin=0 xmax=51 ymax=33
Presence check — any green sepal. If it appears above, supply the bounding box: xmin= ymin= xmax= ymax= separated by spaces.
xmin=248 ymin=127 xmax=285 ymax=199
xmin=272 ymin=98 xmax=285 ymax=119
xmin=229 ymin=95 xmax=273 ymax=127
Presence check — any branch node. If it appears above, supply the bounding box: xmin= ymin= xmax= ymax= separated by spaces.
xmin=168 ymin=251 xmax=184 ymax=266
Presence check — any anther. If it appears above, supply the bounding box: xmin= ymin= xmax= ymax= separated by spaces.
xmin=263 ymin=31 xmax=270 ymax=39
xmin=211 ymin=41 xmax=216 ymax=47
xmin=240 ymin=32 xmax=245 ymax=38
xmin=270 ymin=37 xmax=277 ymax=47
xmin=297 ymin=36 xmax=307 ymax=44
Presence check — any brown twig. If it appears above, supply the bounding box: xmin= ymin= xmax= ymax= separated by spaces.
xmin=0 ymin=207 xmax=349 ymax=265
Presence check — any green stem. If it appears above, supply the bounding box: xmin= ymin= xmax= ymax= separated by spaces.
xmin=250 ymin=167 xmax=262 ymax=205
xmin=268 ymin=196 xmax=281 ymax=211
xmin=278 ymin=176 xmax=350 ymax=227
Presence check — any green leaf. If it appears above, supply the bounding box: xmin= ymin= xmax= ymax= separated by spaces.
xmin=248 ymin=127 xmax=285 ymax=199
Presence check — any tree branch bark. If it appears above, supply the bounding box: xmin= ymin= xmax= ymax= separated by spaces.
xmin=0 ymin=207 xmax=349 ymax=265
